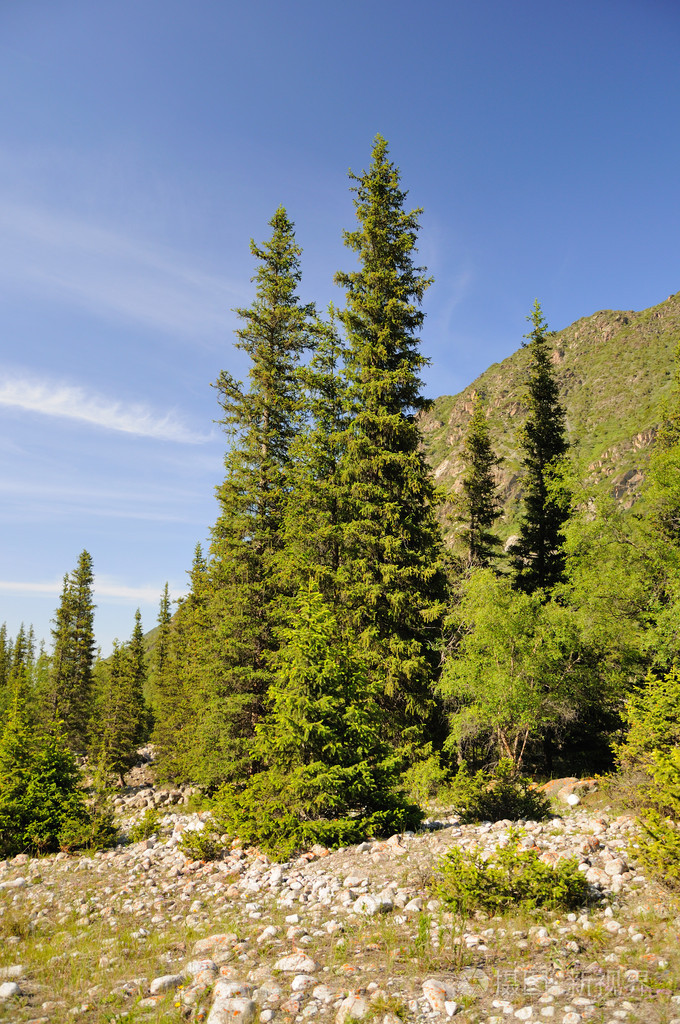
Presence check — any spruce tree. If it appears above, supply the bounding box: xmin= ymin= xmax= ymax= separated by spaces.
xmin=0 ymin=667 xmax=91 ymax=857
xmin=46 ymin=551 xmax=96 ymax=750
xmin=278 ymin=310 xmax=349 ymax=601
xmin=215 ymin=580 xmax=420 ymax=857
xmin=457 ymin=392 xmax=502 ymax=567
xmin=334 ymin=135 xmax=447 ymax=745
xmin=154 ymin=546 xmax=209 ymax=783
xmin=91 ymin=639 xmax=143 ymax=787
xmin=511 ymin=302 xmax=569 ymax=595
xmin=0 ymin=623 xmax=8 ymax=717
xmin=201 ymin=207 xmax=314 ymax=783
xmin=129 ymin=609 xmax=150 ymax=743
xmin=148 ymin=582 xmax=172 ymax=718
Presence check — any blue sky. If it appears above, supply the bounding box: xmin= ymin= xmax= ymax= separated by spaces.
xmin=1 ymin=0 xmax=678 ymax=654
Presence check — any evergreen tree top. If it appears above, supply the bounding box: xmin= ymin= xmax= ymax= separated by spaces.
xmin=336 ymin=135 xmax=432 ymax=417
xmin=521 ymin=300 xmax=568 ymax=469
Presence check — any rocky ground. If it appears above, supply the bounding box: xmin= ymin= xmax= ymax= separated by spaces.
xmin=2 ymin=766 xmax=680 ymax=1024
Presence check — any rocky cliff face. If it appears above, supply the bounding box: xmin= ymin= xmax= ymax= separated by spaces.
xmin=421 ymin=292 xmax=680 ymax=539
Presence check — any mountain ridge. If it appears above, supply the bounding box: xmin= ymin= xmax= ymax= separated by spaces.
xmin=421 ymin=290 xmax=680 ymax=541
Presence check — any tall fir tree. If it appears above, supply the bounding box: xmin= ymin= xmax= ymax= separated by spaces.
xmin=91 ymin=617 xmax=149 ymax=786
xmin=278 ymin=309 xmax=349 ymax=601
xmin=200 ymin=207 xmax=314 ymax=784
xmin=456 ymin=392 xmax=502 ymax=568
xmin=129 ymin=609 xmax=150 ymax=743
xmin=148 ymin=582 xmax=172 ymax=717
xmin=511 ymin=302 xmax=570 ymax=595
xmin=45 ymin=551 xmax=96 ymax=751
xmin=334 ymin=135 xmax=447 ymax=746
xmin=154 ymin=546 xmax=210 ymax=783
xmin=0 ymin=623 xmax=8 ymax=717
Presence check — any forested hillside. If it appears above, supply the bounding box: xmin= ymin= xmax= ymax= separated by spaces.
xmin=421 ymin=293 xmax=680 ymax=543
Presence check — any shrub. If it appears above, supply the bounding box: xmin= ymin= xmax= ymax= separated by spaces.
xmin=434 ymin=832 xmax=590 ymax=913
xmin=446 ymin=759 xmax=550 ymax=823
xmin=615 ymin=667 xmax=680 ymax=887
xmin=58 ymin=806 xmax=118 ymax=852
xmin=179 ymin=826 xmax=227 ymax=862
xmin=0 ymin=724 xmax=115 ymax=856
xmin=213 ymin=769 xmax=422 ymax=860
xmin=616 ymin=665 xmax=680 ymax=771
xmin=129 ymin=808 xmax=162 ymax=844
xmin=403 ymin=750 xmax=451 ymax=806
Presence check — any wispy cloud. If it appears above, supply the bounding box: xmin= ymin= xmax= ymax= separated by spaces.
xmin=0 ymin=199 xmax=244 ymax=336
xmin=0 ymin=372 xmax=212 ymax=443
xmin=0 ymin=577 xmax=186 ymax=603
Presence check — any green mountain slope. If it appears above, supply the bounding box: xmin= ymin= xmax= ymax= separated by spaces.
xmin=421 ymin=291 xmax=680 ymax=541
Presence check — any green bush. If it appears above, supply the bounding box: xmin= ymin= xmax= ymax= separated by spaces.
xmin=0 ymin=724 xmax=117 ymax=856
xmin=434 ymin=832 xmax=590 ymax=913
xmin=615 ymin=667 xmax=680 ymax=886
xmin=179 ymin=826 xmax=227 ymax=862
xmin=638 ymin=810 xmax=680 ymax=890
xmin=213 ymin=768 xmax=423 ymax=860
xmin=403 ymin=750 xmax=451 ymax=806
xmin=128 ymin=808 xmax=162 ymax=844
xmin=616 ymin=665 xmax=680 ymax=771
xmin=446 ymin=759 xmax=550 ymax=823
xmin=58 ymin=806 xmax=118 ymax=852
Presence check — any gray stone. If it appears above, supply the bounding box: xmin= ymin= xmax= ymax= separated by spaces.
xmin=149 ymin=973 xmax=183 ymax=996
xmin=274 ymin=953 xmax=318 ymax=973
xmin=336 ymin=993 xmax=369 ymax=1022
xmin=207 ymin=995 xmax=257 ymax=1024
xmin=0 ymin=966 xmax=24 ymax=980
xmin=352 ymin=893 xmax=392 ymax=915
xmin=0 ymin=982 xmax=20 ymax=1000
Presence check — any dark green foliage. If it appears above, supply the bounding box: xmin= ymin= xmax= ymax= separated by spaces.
xmin=434 ymin=832 xmax=590 ymax=913
xmin=456 ymin=393 xmax=501 ymax=567
xmin=334 ymin=134 xmax=447 ymax=744
xmin=153 ymin=546 xmax=210 ymax=784
xmin=128 ymin=609 xmax=151 ymax=744
xmin=45 ymin=551 xmax=96 ymax=752
xmin=91 ymin=619 xmax=150 ymax=785
xmin=512 ymin=302 xmax=569 ymax=594
xmin=148 ymin=582 xmax=172 ymax=715
xmin=202 ymin=207 xmax=314 ymax=783
xmin=0 ymin=680 xmax=98 ymax=857
xmin=0 ymin=623 xmax=9 ymax=717
xmin=446 ymin=758 xmax=550 ymax=823
xmin=212 ymin=580 xmax=422 ymax=858
xmin=278 ymin=311 xmax=349 ymax=602
xmin=128 ymin=807 xmax=162 ymax=843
